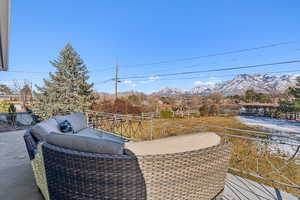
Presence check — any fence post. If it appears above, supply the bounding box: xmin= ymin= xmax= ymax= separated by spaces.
xmin=120 ymin=118 xmax=123 ymax=137
xmin=150 ymin=116 xmax=153 ymax=140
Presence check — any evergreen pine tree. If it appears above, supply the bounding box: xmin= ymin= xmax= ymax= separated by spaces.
xmin=289 ymin=76 xmax=300 ymax=112
xmin=289 ymin=77 xmax=300 ymax=99
xmin=33 ymin=43 xmax=95 ymax=116
xmin=278 ymin=100 xmax=294 ymax=118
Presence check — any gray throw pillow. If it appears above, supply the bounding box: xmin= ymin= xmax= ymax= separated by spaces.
xmin=54 ymin=112 xmax=87 ymax=133
xmin=31 ymin=118 xmax=61 ymax=141
xmin=59 ymin=120 xmax=74 ymax=133
xmin=45 ymin=132 xmax=124 ymax=155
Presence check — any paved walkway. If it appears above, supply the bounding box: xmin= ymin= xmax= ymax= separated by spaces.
xmin=0 ymin=130 xmax=298 ymax=200
xmin=0 ymin=130 xmax=43 ymax=200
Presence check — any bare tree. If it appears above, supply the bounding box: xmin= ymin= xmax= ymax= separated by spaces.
xmin=207 ymin=93 xmax=224 ymax=104
xmin=191 ymin=96 xmax=203 ymax=108
xmin=0 ymin=84 xmax=13 ymax=95
xmin=12 ymin=80 xmax=32 ymax=111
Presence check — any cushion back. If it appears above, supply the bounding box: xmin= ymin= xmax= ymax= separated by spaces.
xmin=54 ymin=112 xmax=87 ymax=133
xmin=77 ymin=128 xmax=125 ymax=144
xmin=45 ymin=132 xmax=124 ymax=155
xmin=31 ymin=118 xmax=61 ymax=141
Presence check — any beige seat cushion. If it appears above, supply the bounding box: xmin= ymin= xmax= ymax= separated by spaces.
xmin=125 ymin=133 xmax=220 ymax=156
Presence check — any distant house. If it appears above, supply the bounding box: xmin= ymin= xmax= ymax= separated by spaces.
xmin=0 ymin=95 xmax=14 ymax=101
xmin=0 ymin=0 xmax=10 ymax=71
xmin=0 ymin=93 xmax=32 ymax=112
xmin=0 ymin=91 xmax=16 ymax=101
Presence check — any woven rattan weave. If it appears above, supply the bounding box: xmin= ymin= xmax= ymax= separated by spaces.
xmin=24 ymin=129 xmax=231 ymax=200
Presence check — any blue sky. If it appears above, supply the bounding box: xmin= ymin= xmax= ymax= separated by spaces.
xmin=1 ymin=0 xmax=300 ymax=93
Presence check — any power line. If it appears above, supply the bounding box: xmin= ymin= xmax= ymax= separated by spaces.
xmin=4 ymin=61 xmax=300 ymax=85
xmin=137 ymin=46 xmax=300 ymax=75
xmin=0 ymin=77 xmax=44 ymax=82
xmin=1 ymin=64 xmax=115 ymax=74
xmin=84 ymin=41 xmax=297 ymax=73
xmin=124 ymin=69 xmax=300 ymax=82
xmin=137 ymin=60 xmax=228 ymax=75
xmin=3 ymin=69 xmax=298 ymax=86
xmin=117 ymin=59 xmax=300 ymax=80
xmin=3 ymin=67 xmax=114 ymax=74
xmin=94 ymin=69 xmax=300 ymax=85
xmin=120 ymin=41 xmax=295 ymax=68
xmin=3 ymin=70 xmax=50 ymax=74
xmin=1 ymin=41 xmax=296 ymax=74
xmin=89 ymin=67 xmax=115 ymax=73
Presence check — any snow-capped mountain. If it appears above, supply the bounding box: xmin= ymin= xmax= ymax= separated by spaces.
xmin=152 ymin=87 xmax=188 ymax=96
xmin=213 ymin=74 xmax=298 ymax=95
xmin=153 ymin=74 xmax=299 ymax=96
xmin=190 ymin=83 xmax=219 ymax=95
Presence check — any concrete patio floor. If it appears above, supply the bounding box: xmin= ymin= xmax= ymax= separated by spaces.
xmin=0 ymin=130 xmax=297 ymax=200
xmin=0 ymin=130 xmax=43 ymax=200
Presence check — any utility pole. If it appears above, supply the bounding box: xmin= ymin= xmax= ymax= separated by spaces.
xmin=115 ymin=58 xmax=119 ymax=100
xmin=30 ymin=81 xmax=33 ymax=105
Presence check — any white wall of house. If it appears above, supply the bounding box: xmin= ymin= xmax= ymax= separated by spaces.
xmin=0 ymin=0 xmax=10 ymax=71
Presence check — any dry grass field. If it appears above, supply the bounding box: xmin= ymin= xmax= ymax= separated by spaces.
xmin=107 ymin=116 xmax=261 ymax=141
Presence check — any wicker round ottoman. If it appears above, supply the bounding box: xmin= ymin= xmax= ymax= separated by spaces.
xmin=24 ymin=131 xmax=232 ymax=200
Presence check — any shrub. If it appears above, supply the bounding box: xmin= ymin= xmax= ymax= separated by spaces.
xmin=8 ymin=103 xmax=16 ymax=113
xmin=114 ymin=99 xmax=143 ymax=114
xmin=199 ymin=104 xmax=209 ymax=116
xmin=92 ymin=99 xmax=145 ymax=115
xmin=160 ymin=110 xmax=172 ymax=118
xmin=8 ymin=104 xmax=17 ymax=124
xmin=0 ymin=100 xmax=10 ymax=113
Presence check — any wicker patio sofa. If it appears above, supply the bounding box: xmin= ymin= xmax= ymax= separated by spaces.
xmin=24 ymin=113 xmax=232 ymax=200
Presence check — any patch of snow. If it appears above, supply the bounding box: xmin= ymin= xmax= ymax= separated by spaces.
xmin=236 ymin=116 xmax=300 ymax=156
xmin=236 ymin=116 xmax=300 ymax=134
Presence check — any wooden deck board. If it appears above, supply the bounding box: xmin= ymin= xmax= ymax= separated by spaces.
xmin=223 ymin=173 xmax=298 ymax=200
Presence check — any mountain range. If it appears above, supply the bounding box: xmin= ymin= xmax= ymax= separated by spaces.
xmin=153 ymin=74 xmax=299 ymax=96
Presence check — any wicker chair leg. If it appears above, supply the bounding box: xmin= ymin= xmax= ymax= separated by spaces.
xmin=31 ymin=144 xmax=50 ymax=200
